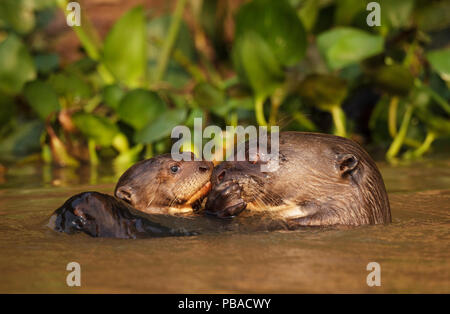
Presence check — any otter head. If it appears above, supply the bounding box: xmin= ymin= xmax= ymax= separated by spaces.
xmin=114 ymin=153 xmax=213 ymax=215
xmin=205 ymin=132 xmax=391 ymax=226
xmin=50 ymin=192 xmax=133 ymax=237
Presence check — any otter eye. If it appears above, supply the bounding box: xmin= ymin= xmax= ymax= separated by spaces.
xmin=170 ymin=165 xmax=180 ymax=174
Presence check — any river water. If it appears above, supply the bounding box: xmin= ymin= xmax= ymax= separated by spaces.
xmin=0 ymin=160 xmax=449 ymax=293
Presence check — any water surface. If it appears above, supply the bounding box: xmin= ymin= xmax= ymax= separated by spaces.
xmin=0 ymin=160 xmax=449 ymax=293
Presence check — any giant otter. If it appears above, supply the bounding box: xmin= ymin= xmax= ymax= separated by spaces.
xmin=114 ymin=153 xmax=213 ymax=214
xmin=205 ymin=132 xmax=391 ymax=226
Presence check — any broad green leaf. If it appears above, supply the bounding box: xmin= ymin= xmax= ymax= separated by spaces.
xmin=135 ymin=109 xmax=187 ymax=144
xmin=369 ymin=64 xmax=414 ymax=96
xmin=317 ymin=27 xmax=384 ymax=70
xmin=298 ymin=74 xmax=348 ymax=110
xmin=0 ymin=0 xmax=35 ymax=34
xmin=416 ymin=1 xmax=450 ymax=32
xmin=379 ymin=0 xmax=415 ymax=29
xmin=0 ymin=35 xmax=36 ymax=95
xmin=232 ymin=32 xmax=284 ymax=100
xmin=334 ymin=0 xmax=366 ymax=26
xmin=235 ymin=0 xmax=307 ymax=66
xmin=72 ymin=112 xmax=119 ymax=147
xmin=48 ymin=72 xmax=91 ymax=101
xmin=34 ymin=54 xmax=60 ymax=75
xmin=103 ymin=6 xmax=146 ymax=87
xmin=427 ymin=49 xmax=450 ymax=82
xmin=23 ymin=80 xmax=60 ymax=120
xmin=117 ymin=89 xmax=167 ymax=130
xmin=102 ymin=84 xmax=125 ymax=111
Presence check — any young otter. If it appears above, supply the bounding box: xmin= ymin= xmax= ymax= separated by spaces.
xmin=48 ymin=192 xmax=194 ymax=238
xmin=205 ymin=132 xmax=391 ymax=226
xmin=115 ymin=153 xmax=213 ymax=215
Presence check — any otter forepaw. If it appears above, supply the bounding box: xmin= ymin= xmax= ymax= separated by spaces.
xmin=205 ymin=181 xmax=247 ymax=218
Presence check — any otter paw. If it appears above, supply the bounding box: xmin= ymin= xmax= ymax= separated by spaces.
xmin=205 ymin=181 xmax=247 ymax=218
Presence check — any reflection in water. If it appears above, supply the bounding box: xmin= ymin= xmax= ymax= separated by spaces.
xmin=0 ymin=161 xmax=449 ymax=293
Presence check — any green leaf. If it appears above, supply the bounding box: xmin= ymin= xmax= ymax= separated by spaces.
xmin=369 ymin=64 xmax=414 ymax=96
xmin=298 ymin=74 xmax=348 ymax=110
xmin=334 ymin=0 xmax=366 ymax=26
xmin=117 ymin=89 xmax=167 ymax=130
xmin=379 ymin=0 xmax=415 ymax=29
xmin=135 ymin=109 xmax=187 ymax=144
xmin=34 ymin=54 xmax=60 ymax=75
xmin=317 ymin=27 xmax=384 ymax=70
xmin=232 ymin=32 xmax=284 ymax=100
xmin=48 ymin=72 xmax=91 ymax=102
xmin=0 ymin=0 xmax=35 ymax=34
xmin=427 ymin=48 xmax=450 ymax=82
xmin=102 ymin=84 xmax=125 ymax=111
xmin=72 ymin=112 xmax=119 ymax=147
xmin=102 ymin=6 xmax=146 ymax=87
xmin=235 ymin=0 xmax=307 ymax=66
xmin=23 ymin=80 xmax=60 ymax=120
xmin=0 ymin=35 xmax=36 ymax=95
xmin=416 ymin=1 xmax=450 ymax=32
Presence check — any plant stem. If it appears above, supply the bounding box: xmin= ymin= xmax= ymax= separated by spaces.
xmin=387 ymin=96 xmax=421 ymax=148
xmin=154 ymin=0 xmax=187 ymax=83
xmin=407 ymin=131 xmax=436 ymax=159
xmin=415 ymin=79 xmax=450 ymax=115
xmin=388 ymin=96 xmax=399 ymax=138
xmin=330 ymin=105 xmax=346 ymax=137
xmin=151 ymin=36 xmax=206 ymax=83
xmin=230 ymin=111 xmax=238 ymax=127
xmin=255 ymin=95 xmax=267 ymax=126
xmin=386 ymin=105 xmax=414 ymax=161
xmin=293 ymin=112 xmax=317 ymax=131
xmin=88 ymin=139 xmax=99 ymax=166
xmin=269 ymin=87 xmax=285 ymax=126
xmin=145 ymin=144 xmax=154 ymax=159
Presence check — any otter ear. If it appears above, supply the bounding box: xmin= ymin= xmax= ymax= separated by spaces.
xmin=336 ymin=153 xmax=359 ymax=178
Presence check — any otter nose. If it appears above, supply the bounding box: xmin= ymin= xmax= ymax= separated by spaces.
xmin=216 ymin=170 xmax=226 ymax=183
xmin=115 ymin=186 xmax=133 ymax=204
xmin=198 ymin=165 xmax=211 ymax=173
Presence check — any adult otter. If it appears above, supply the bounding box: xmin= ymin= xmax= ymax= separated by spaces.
xmin=114 ymin=153 xmax=213 ymax=214
xmin=205 ymin=132 xmax=391 ymax=226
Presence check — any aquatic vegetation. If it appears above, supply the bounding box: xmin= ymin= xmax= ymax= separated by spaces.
xmin=0 ymin=0 xmax=448 ymax=170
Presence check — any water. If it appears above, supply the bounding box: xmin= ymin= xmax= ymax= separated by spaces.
xmin=0 ymin=160 xmax=449 ymax=293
